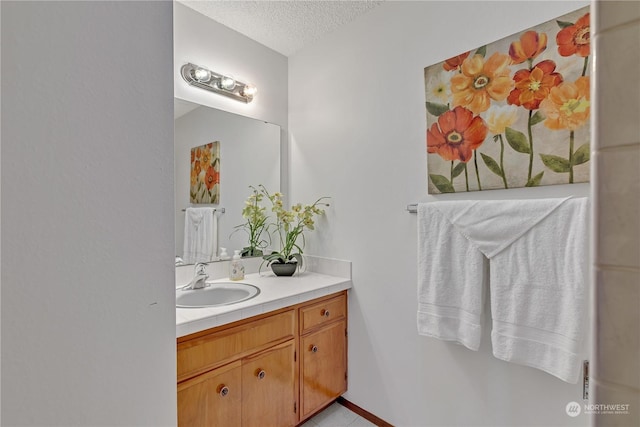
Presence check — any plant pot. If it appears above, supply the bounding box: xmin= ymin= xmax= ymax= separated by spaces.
xmin=270 ymin=262 xmax=297 ymax=277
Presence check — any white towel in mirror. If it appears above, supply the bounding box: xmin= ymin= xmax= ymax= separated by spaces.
xmin=183 ymin=207 xmax=218 ymax=264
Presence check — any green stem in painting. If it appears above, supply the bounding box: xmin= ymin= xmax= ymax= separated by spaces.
xmin=569 ymin=130 xmax=575 ymax=184
xmin=450 ymin=160 xmax=454 ymax=185
xmin=498 ymin=134 xmax=508 ymax=189
xmin=527 ymin=109 xmax=534 ymax=182
xmin=582 ymin=56 xmax=589 ymax=77
xmin=473 ymin=151 xmax=482 ymax=191
xmin=464 ymin=164 xmax=469 ymax=192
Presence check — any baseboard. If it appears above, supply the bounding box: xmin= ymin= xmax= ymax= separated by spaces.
xmin=337 ymin=396 xmax=394 ymax=427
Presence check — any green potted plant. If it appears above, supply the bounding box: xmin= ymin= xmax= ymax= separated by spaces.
xmin=260 ymin=186 xmax=329 ymax=276
xmin=232 ymin=186 xmax=270 ymax=258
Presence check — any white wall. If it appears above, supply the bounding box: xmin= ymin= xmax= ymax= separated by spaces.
xmin=289 ymin=1 xmax=590 ymax=426
xmin=0 ymin=2 xmax=3 ymax=419
xmin=1 ymin=2 xmax=176 ymax=425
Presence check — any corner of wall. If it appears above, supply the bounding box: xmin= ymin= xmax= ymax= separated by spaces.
xmin=591 ymin=1 xmax=640 ymax=424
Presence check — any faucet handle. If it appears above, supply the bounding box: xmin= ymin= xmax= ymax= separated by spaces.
xmin=195 ymin=263 xmax=207 ymax=275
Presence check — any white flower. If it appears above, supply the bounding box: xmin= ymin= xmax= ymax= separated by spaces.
xmin=484 ymin=104 xmax=518 ymax=135
xmin=427 ymin=70 xmax=451 ymax=104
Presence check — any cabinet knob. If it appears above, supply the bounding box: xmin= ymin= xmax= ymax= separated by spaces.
xmin=257 ymin=370 xmax=266 ymax=380
xmin=321 ymin=309 xmax=330 ymax=317
xmin=218 ymin=385 xmax=229 ymax=397
xmin=311 ymin=345 xmax=318 ymax=353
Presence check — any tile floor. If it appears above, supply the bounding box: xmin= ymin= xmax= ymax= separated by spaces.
xmin=302 ymin=402 xmax=377 ymax=426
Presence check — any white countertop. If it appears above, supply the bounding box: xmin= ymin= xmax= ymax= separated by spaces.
xmin=176 ymin=270 xmax=352 ymax=338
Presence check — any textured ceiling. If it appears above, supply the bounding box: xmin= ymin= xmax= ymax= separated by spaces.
xmin=179 ymin=1 xmax=384 ymax=56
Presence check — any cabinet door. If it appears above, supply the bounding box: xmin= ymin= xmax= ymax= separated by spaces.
xmin=242 ymin=341 xmax=297 ymax=427
xmin=300 ymin=321 xmax=347 ymax=419
xmin=177 ymin=361 xmax=242 ymax=427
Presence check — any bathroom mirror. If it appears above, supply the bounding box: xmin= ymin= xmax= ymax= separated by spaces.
xmin=174 ymin=98 xmax=280 ymax=264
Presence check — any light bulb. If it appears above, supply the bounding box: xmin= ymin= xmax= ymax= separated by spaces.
xmin=193 ymin=68 xmax=211 ymax=82
xmin=220 ymin=75 xmax=236 ymax=91
xmin=242 ymin=84 xmax=257 ymax=98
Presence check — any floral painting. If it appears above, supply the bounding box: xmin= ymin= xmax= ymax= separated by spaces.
xmin=190 ymin=141 xmax=220 ymax=203
xmin=424 ymin=6 xmax=590 ymax=193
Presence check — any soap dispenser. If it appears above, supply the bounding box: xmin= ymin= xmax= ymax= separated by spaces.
xmin=229 ymin=250 xmax=245 ymax=281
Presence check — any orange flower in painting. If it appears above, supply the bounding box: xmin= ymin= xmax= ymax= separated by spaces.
xmin=193 ymin=160 xmax=202 ymax=177
xmin=540 ymin=76 xmax=590 ymax=131
xmin=200 ymin=146 xmax=212 ymax=168
xmin=509 ymin=31 xmax=548 ymax=64
xmin=204 ymin=165 xmax=220 ymax=190
xmin=451 ymin=53 xmax=513 ymax=114
xmin=427 ymin=106 xmax=488 ymax=163
xmin=557 ymin=13 xmax=590 ymax=57
xmin=443 ymin=51 xmax=470 ymax=71
xmin=190 ymin=168 xmax=198 ymax=187
xmin=507 ymin=60 xmax=563 ymax=110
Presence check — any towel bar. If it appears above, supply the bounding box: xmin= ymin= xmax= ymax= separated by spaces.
xmin=181 ymin=207 xmax=225 ymax=213
xmin=406 ymin=204 xmax=418 ymax=213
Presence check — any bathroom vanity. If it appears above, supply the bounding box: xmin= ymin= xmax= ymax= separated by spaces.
xmin=176 ymin=264 xmax=351 ymax=426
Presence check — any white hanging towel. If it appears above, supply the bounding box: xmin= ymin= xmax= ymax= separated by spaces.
xmin=417 ymin=197 xmax=588 ymax=383
xmin=183 ymin=207 xmax=218 ymax=264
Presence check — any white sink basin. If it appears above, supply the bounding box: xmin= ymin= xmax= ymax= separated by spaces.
xmin=176 ymin=282 xmax=260 ymax=308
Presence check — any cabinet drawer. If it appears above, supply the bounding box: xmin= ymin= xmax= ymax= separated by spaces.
xmin=178 ymin=310 xmax=295 ymax=382
xmin=300 ymin=292 xmax=346 ymax=334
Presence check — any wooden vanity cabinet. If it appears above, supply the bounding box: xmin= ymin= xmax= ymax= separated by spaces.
xmin=176 ymin=290 xmax=348 ymax=427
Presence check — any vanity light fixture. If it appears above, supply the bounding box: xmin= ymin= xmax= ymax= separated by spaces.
xmin=181 ymin=63 xmax=257 ymax=103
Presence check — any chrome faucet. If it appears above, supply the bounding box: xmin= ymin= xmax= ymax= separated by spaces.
xmin=185 ymin=263 xmax=208 ymax=290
